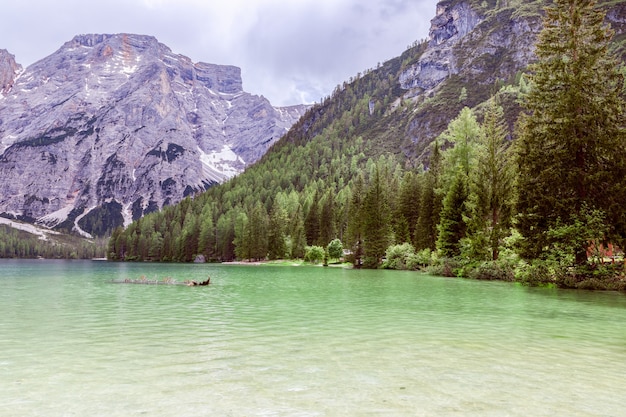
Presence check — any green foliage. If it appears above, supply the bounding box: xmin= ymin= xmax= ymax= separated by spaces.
xmin=515 ymin=0 xmax=626 ymax=263
xmin=383 ymin=243 xmax=416 ymax=270
xmin=544 ymin=206 xmax=608 ymax=265
xmin=304 ymin=245 xmax=325 ymax=264
xmin=436 ymin=170 xmax=468 ymax=258
xmin=438 ymin=107 xmax=482 ymax=187
xmin=1 ymin=224 xmax=106 ymax=259
xmin=464 ymin=97 xmax=516 ymax=261
xmin=326 ymin=238 xmax=343 ymax=260
xmin=362 ymin=162 xmax=392 ymax=268
xmin=415 ymin=142 xmax=442 ymax=250
xmin=555 ymin=263 xmax=626 ymax=291
xmin=514 ymin=259 xmax=558 ymax=286
xmin=466 ymin=259 xmax=516 ymax=281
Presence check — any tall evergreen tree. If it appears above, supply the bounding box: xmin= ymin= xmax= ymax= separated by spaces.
xmin=233 ymin=211 xmax=250 ymax=260
xmin=198 ymin=215 xmax=215 ymax=259
xmin=397 ymin=171 xmax=421 ymax=243
xmin=465 ymin=98 xmax=516 ymax=260
xmin=415 ymin=141 xmax=442 ymax=250
xmin=248 ymin=202 xmax=269 ymax=260
xmin=267 ymin=199 xmax=288 ymax=260
xmin=216 ymin=213 xmax=236 ymax=261
xmin=318 ymin=187 xmax=337 ymax=246
xmin=346 ymin=173 xmax=365 ymax=267
xmin=362 ymin=164 xmax=392 ymax=268
xmin=516 ymin=0 xmax=626 ymax=263
xmin=304 ymin=191 xmax=321 ymax=245
xmin=289 ymin=204 xmax=307 ymax=259
xmin=436 ymin=169 xmax=468 ymax=258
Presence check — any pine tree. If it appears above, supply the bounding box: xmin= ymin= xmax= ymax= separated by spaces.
xmin=397 ymin=171 xmax=421 ymax=243
xmin=248 ymin=202 xmax=269 ymax=260
xmin=516 ymin=0 xmax=626 ymax=263
xmin=267 ymin=199 xmax=288 ymax=260
xmin=465 ymin=97 xmax=515 ymax=260
xmin=415 ymin=141 xmax=441 ymax=250
xmin=216 ymin=213 xmax=235 ymax=261
xmin=346 ymin=173 xmax=365 ymax=267
xmin=198 ymin=216 xmax=215 ymax=259
xmin=233 ymin=211 xmax=250 ymax=260
xmin=304 ymin=191 xmax=320 ymax=245
xmin=436 ymin=169 xmax=468 ymax=258
xmin=318 ymin=187 xmax=337 ymax=246
xmin=289 ymin=204 xmax=307 ymax=259
xmin=362 ymin=164 xmax=391 ymax=268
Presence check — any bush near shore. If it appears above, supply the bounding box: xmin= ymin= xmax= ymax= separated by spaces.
xmin=381 ymin=242 xmax=626 ymax=291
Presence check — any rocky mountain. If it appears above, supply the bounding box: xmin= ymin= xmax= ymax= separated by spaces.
xmin=0 ymin=34 xmax=307 ymax=236
xmin=73 ymin=0 xmax=626 ymax=263
xmin=398 ymin=0 xmax=626 ymax=158
xmin=285 ymin=0 xmax=625 ymax=164
xmin=0 ymin=50 xmax=21 ymax=94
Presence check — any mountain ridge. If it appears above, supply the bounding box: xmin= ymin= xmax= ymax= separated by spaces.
xmin=105 ymin=0 xmax=626 ymax=263
xmin=0 ymin=33 xmax=308 ymax=236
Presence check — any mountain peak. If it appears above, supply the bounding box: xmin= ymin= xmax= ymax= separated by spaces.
xmin=69 ymin=33 xmax=158 ymax=48
xmin=0 ymin=34 xmax=307 ymax=236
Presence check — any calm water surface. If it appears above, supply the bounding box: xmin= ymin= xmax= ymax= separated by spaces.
xmin=1 ymin=259 xmax=625 ymax=416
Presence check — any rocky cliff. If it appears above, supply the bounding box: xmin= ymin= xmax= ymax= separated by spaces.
xmin=0 ymin=49 xmax=21 ymax=94
xmin=397 ymin=0 xmax=625 ymax=159
xmin=0 ymin=34 xmax=307 ymax=236
xmin=282 ymin=0 xmax=625 ymax=170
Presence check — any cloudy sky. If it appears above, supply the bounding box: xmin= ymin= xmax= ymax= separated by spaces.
xmin=1 ymin=0 xmax=437 ymax=106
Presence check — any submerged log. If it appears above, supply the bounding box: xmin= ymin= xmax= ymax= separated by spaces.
xmin=110 ymin=276 xmax=210 ymax=286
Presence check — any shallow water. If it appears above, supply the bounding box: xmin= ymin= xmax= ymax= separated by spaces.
xmin=1 ymin=259 xmax=625 ymax=416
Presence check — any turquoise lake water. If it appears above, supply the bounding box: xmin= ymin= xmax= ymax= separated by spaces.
xmin=1 ymin=259 xmax=625 ymax=416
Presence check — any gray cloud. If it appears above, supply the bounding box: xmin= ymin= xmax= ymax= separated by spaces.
xmin=1 ymin=0 xmax=436 ymax=106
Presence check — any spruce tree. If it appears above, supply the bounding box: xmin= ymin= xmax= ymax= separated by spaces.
xmin=516 ymin=0 xmax=626 ymax=263
xmin=362 ymin=164 xmax=392 ymax=268
xmin=436 ymin=169 xmax=468 ymax=258
xmin=466 ymin=98 xmax=515 ymax=260
xmin=248 ymin=202 xmax=269 ymax=260
xmin=318 ymin=188 xmax=337 ymax=246
xmin=415 ymin=141 xmax=442 ymax=250
xmin=397 ymin=171 xmax=421 ymax=242
xmin=346 ymin=174 xmax=365 ymax=267
xmin=233 ymin=211 xmax=249 ymax=260
xmin=267 ymin=199 xmax=288 ymax=260
xmin=198 ymin=214 xmax=215 ymax=259
xmin=304 ymin=192 xmax=320 ymax=245
xmin=289 ymin=204 xmax=307 ymax=259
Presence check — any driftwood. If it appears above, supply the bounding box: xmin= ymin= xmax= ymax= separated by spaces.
xmin=110 ymin=276 xmax=210 ymax=286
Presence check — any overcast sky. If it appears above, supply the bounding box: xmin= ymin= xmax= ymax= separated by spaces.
xmin=1 ymin=0 xmax=437 ymax=106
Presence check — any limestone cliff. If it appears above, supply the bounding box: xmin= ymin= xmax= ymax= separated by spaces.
xmin=397 ymin=0 xmax=625 ymax=159
xmin=0 ymin=49 xmax=22 ymax=94
xmin=0 ymin=34 xmax=308 ymax=236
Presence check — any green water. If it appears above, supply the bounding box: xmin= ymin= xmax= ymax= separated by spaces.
xmin=1 ymin=260 xmax=625 ymax=416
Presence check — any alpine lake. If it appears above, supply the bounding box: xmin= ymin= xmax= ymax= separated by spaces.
xmin=1 ymin=259 xmax=625 ymax=416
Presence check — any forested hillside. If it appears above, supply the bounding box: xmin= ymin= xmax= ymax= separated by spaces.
xmin=109 ymin=0 xmax=626 ymax=290
xmin=0 ymin=224 xmax=107 ymax=259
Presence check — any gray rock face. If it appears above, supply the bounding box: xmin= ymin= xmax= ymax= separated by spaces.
xmin=399 ymin=0 xmax=625 ymax=151
xmin=0 ymin=34 xmax=308 ymax=236
xmin=400 ymin=1 xmax=482 ymax=91
xmin=0 ymin=49 xmax=22 ymax=94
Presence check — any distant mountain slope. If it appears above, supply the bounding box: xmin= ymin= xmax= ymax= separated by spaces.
xmin=285 ymin=0 xmax=625 ymax=164
xmin=106 ymin=0 xmax=626 ymax=263
xmin=0 ymin=34 xmax=308 ymax=236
